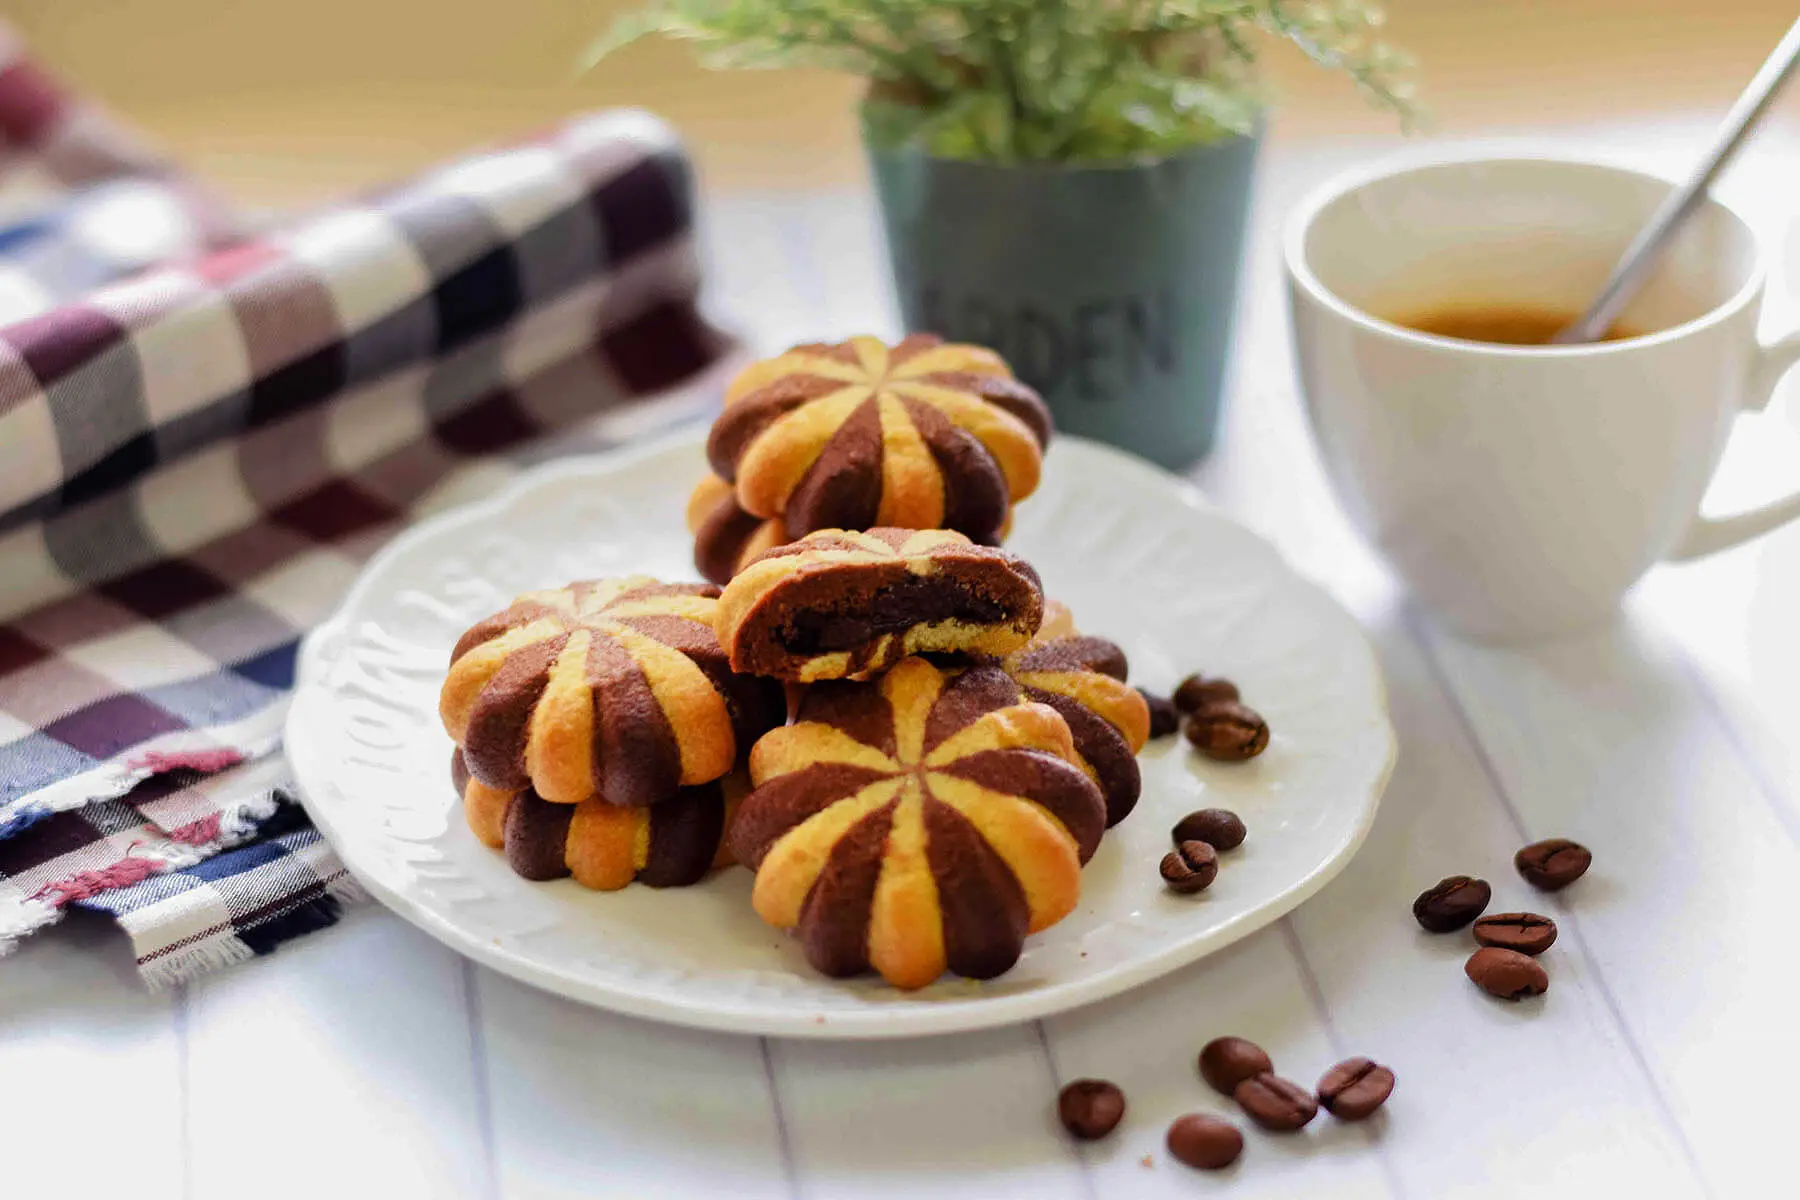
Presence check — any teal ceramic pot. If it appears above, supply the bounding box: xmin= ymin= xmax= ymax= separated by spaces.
xmin=867 ymin=128 xmax=1261 ymax=469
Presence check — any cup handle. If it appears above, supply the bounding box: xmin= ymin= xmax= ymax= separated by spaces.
xmin=1665 ymin=328 xmax=1800 ymax=561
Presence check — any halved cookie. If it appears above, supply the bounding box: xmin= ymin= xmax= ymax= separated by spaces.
xmin=715 ymin=528 xmax=1044 ymax=682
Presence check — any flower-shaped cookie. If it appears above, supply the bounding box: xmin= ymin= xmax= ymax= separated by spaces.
xmin=998 ymin=602 xmax=1150 ymax=827
xmin=441 ymin=577 xmax=782 ymax=808
xmin=706 ymin=334 xmax=1051 ymax=543
xmin=728 ymin=656 xmax=1106 ymax=989
xmin=455 ymin=750 xmax=744 ymax=889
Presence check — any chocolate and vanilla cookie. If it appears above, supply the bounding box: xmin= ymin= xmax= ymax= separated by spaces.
xmin=715 ymin=528 xmax=1045 ymax=682
xmin=706 ymin=334 xmax=1051 ymax=545
xmin=456 ymin=750 xmax=744 ymax=889
xmin=996 ymin=602 xmax=1150 ymax=827
xmin=440 ymin=577 xmax=783 ymax=808
xmin=728 ymin=656 xmax=1106 ymax=989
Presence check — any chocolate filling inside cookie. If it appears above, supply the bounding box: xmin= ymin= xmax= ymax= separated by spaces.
xmin=777 ymin=576 xmax=1010 ymax=654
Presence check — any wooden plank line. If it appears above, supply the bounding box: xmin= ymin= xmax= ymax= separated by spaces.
xmin=460 ymin=959 xmax=502 ymax=1200
xmin=1032 ymin=1020 xmax=1101 ymax=1200
xmin=759 ymin=1037 xmax=803 ymax=1200
xmin=1404 ymin=606 xmax=1717 ymax=1200
xmin=1275 ymin=920 xmax=1407 ymax=1200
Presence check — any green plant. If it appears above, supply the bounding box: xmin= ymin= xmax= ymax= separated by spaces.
xmin=591 ymin=1 xmax=1417 ymax=162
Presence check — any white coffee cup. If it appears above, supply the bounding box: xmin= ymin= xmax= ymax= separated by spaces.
xmin=1285 ymin=150 xmax=1800 ymax=641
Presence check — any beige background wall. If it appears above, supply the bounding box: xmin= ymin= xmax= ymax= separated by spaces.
xmin=8 ymin=1 xmax=1800 ymax=203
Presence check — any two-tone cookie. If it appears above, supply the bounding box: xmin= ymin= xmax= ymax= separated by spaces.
xmin=441 ymin=577 xmax=783 ymax=807
xmin=997 ymin=602 xmax=1150 ymax=827
xmin=728 ymin=656 xmax=1107 ymax=989
xmin=706 ymin=334 xmax=1051 ymax=544
xmin=456 ymin=750 xmax=743 ymax=889
xmin=715 ymin=528 xmax=1044 ymax=682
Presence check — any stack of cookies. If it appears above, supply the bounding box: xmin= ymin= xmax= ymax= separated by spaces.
xmin=439 ymin=335 xmax=1150 ymax=990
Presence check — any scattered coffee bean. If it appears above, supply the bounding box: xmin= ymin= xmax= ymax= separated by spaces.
xmin=1057 ymin=1079 xmax=1126 ymax=1140
xmin=1173 ymin=673 xmax=1240 ymax=713
xmin=1515 ymin=838 xmax=1592 ymax=891
xmin=1161 ymin=840 xmax=1219 ymax=894
xmin=1316 ymin=1057 xmax=1396 ymax=1120
xmin=1166 ymin=1114 xmax=1243 ymax=1170
xmin=1184 ymin=701 xmax=1269 ymax=761
xmin=1233 ymin=1072 xmax=1319 ymax=1132
xmin=1172 ymin=808 xmax=1246 ymax=852
xmin=1465 ymin=947 xmax=1550 ymax=1000
xmin=1139 ymin=688 xmax=1181 ymax=738
xmin=1198 ymin=1036 xmax=1273 ymax=1095
xmin=1472 ymin=912 xmax=1558 ymax=955
xmin=1411 ymin=875 xmax=1492 ymax=932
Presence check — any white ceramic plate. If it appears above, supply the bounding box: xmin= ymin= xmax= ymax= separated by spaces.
xmin=287 ymin=431 xmax=1395 ymax=1039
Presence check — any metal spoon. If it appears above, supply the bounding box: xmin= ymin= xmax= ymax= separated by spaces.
xmin=1554 ymin=15 xmax=1800 ymax=344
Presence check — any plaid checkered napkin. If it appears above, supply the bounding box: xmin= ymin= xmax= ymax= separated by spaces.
xmin=0 ymin=27 xmax=731 ymax=980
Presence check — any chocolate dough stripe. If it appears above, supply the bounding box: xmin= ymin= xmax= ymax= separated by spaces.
xmin=794 ymin=682 xmax=899 ymax=756
xmin=451 ymin=748 xmax=471 ymax=795
xmin=1023 ymin=686 xmax=1141 ymax=827
xmin=461 ymin=633 xmax=569 ymax=791
xmin=585 ymin=631 xmax=683 ymax=807
xmin=794 ymin=340 xmax=862 ymax=365
xmin=503 ymin=789 xmax=575 ymax=881
xmin=694 ymin=497 xmax=767 ymax=584
xmin=706 ymin=373 xmax=851 ymax=480
xmin=450 ymin=602 xmax=557 ymax=664
xmin=913 ymin=370 xmax=1053 ymax=449
xmin=726 ymin=763 xmax=894 ymax=868
xmin=611 ymin=613 xmax=716 ymax=657
xmin=921 ymin=796 xmax=1030 ymax=980
xmin=939 ymin=747 xmax=1106 ymax=863
xmin=897 ymin=394 xmax=1008 ymax=542
xmin=921 ymin=665 xmax=1022 ymax=756
xmin=796 ymin=798 xmax=899 ymax=978
xmin=640 ymin=783 xmax=727 ymax=887
xmin=886 ymin=332 xmax=944 ymax=365
xmin=1016 ymin=636 xmax=1129 ymax=680
xmin=783 ymin=393 xmax=885 ymax=535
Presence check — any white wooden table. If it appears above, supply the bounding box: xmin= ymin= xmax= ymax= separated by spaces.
xmin=7 ymin=122 xmax=1800 ymax=1198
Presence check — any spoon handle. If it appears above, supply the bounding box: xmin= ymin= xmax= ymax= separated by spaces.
xmin=1556 ymin=15 xmax=1800 ymax=344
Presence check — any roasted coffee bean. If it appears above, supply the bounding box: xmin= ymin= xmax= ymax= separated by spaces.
xmin=1174 ymin=674 xmax=1241 ymax=713
xmin=1139 ymin=688 xmax=1181 ymax=738
xmin=1316 ymin=1057 xmax=1395 ymax=1121
xmin=1184 ymin=701 xmax=1269 ymax=761
xmin=1161 ymin=840 xmax=1219 ymax=894
xmin=1515 ymin=838 xmax=1592 ymax=891
xmin=1198 ymin=1036 xmax=1273 ymax=1095
xmin=1465 ymin=947 xmax=1550 ymax=1000
xmin=1411 ymin=875 xmax=1491 ymax=932
xmin=1172 ymin=808 xmax=1246 ymax=852
xmin=1166 ymin=1114 xmax=1243 ymax=1170
xmin=1233 ymin=1072 xmax=1318 ymax=1132
xmin=1472 ymin=912 xmax=1558 ymax=955
xmin=1058 ymin=1079 xmax=1126 ymax=1140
